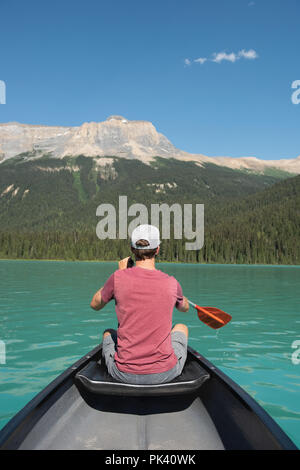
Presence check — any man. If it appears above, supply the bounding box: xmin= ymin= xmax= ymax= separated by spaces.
xmin=90 ymin=224 xmax=189 ymax=384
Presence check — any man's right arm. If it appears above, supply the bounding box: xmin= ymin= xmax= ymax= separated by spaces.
xmin=90 ymin=287 xmax=107 ymax=311
xmin=90 ymin=273 xmax=114 ymax=311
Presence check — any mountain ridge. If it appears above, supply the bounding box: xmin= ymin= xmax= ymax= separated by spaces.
xmin=1 ymin=116 xmax=299 ymax=175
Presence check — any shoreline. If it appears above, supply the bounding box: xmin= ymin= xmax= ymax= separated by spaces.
xmin=0 ymin=258 xmax=299 ymax=267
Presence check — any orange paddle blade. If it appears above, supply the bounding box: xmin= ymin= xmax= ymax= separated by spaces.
xmin=191 ymin=303 xmax=232 ymax=329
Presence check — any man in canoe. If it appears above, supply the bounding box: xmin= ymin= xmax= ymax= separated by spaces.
xmin=90 ymin=224 xmax=189 ymax=384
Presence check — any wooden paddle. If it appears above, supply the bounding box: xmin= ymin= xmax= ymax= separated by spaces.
xmin=188 ymin=300 xmax=232 ymax=330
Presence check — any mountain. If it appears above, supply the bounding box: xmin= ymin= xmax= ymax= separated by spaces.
xmin=0 ymin=116 xmax=299 ymax=264
xmin=1 ymin=116 xmax=300 ymax=175
xmin=0 ymin=155 xmax=287 ymax=232
xmin=0 ymin=161 xmax=298 ymax=264
xmin=0 ymin=116 xmax=179 ymax=163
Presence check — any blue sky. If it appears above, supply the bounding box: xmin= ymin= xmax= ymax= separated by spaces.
xmin=0 ymin=0 xmax=299 ymax=159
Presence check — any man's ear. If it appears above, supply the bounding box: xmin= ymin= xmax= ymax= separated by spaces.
xmin=156 ymin=246 xmax=160 ymax=255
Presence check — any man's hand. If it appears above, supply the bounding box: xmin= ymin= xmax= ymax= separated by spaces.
xmin=176 ymin=296 xmax=190 ymax=313
xmin=118 ymin=256 xmax=134 ymax=270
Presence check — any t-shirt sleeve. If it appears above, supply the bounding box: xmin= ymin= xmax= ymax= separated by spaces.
xmin=175 ymin=280 xmax=184 ymax=309
xmin=101 ymin=273 xmax=115 ymax=303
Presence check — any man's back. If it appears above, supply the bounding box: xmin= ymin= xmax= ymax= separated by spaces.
xmin=101 ymin=266 xmax=184 ymax=374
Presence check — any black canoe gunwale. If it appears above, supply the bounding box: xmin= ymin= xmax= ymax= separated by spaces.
xmin=188 ymin=346 xmax=298 ymax=450
xmin=0 ymin=345 xmax=297 ymax=450
xmin=0 ymin=345 xmax=102 ymax=449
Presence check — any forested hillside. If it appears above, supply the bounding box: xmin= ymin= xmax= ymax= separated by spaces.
xmin=0 ymin=154 xmax=298 ymax=264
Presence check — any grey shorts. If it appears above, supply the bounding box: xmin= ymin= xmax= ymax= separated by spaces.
xmin=102 ymin=330 xmax=188 ymax=385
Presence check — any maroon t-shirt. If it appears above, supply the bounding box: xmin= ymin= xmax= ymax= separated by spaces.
xmin=101 ymin=266 xmax=184 ymax=374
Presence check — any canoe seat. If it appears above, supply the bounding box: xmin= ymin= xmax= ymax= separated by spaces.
xmin=75 ymin=355 xmax=210 ymax=397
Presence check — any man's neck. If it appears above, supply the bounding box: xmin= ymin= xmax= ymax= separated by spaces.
xmin=135 ymin=258 xmax=156 ymax=270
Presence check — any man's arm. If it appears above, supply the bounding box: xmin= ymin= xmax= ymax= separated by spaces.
xmin=176 ymin=296 xmax=189 ymax=313
xmin=90 ymin=257 xmax=131 ymax=310
xmin=90 ymin=273 xmax=115 ymax=311
xmin=90 ymin=287 xmax=108 ymax=311
xmin=175 ymin=280 xmax=189 ymax=313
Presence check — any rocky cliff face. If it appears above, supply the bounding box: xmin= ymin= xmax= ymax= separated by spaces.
xmin=0 ymin=115 xmax=299 ymax=174
xmin=0 ymin=115 xmax=186 ymax=163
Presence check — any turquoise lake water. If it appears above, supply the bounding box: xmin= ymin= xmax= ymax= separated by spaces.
xmin=0 ymin=260 xmax=299 ymax=447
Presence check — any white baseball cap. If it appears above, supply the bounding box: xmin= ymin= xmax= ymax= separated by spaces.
xmin=131 ymin=224 xmax=161 ymax=249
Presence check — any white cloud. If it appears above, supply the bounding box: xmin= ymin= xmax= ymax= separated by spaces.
xmin=248 ymin=1 xmax=255 ymax=6
xmin=194 ymin=57 xmax=207 ymax=65
xmin=212 ymin=52 xmax=239 ymax=63
xmin=238 ymin=49 xmax=258 ymax=60
xmin=185 ymin=49 xmax=258 ymax=67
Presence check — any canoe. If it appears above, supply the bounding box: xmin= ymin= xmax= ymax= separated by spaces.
xmin=0 ymin=344 xmax=297 ymax=450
